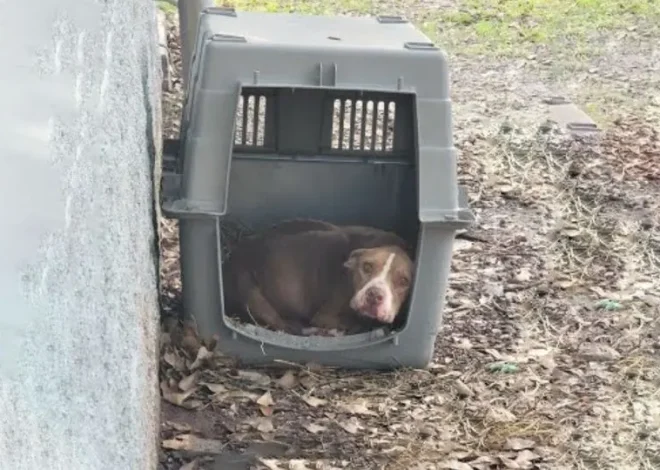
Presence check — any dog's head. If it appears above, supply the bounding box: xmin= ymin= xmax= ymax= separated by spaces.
xmin=343 ymin=245 xmax=414 ymax=324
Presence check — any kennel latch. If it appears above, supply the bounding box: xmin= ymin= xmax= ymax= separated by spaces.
xmin=161 ymin=138 xmax=227 ymax=219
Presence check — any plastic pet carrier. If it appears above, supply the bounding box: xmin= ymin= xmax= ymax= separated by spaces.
xmin=162 ymin=6 xmax=474 ymax=369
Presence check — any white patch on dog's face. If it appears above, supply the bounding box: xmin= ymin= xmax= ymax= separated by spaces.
xmin=350 ymin=252 xmax=396 ymax=322
xmin=344 ymin=246 xmax=413 ymax=324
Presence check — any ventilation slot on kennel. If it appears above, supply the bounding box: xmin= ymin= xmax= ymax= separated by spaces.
xmin=234 ymin=93 xmax=268 ymax=148
xmin=330 ymin=99 xmax=397 ymax=153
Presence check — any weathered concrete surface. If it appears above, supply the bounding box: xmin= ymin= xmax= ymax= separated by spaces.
xmin=0 ymin=1 xmax=161 ymax=469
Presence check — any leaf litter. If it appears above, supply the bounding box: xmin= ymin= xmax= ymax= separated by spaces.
xmin=158 ymin=11 xmax=660 ymax=470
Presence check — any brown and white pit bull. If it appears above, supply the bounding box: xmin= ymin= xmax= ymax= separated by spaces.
xmin=222 ymin=219 xmax=415 ymax=335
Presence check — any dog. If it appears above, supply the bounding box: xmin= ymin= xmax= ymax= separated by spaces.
xmin=222 ymin=219 xmax=415 ymax=335
xmin=262 ymin=218 xmax=412 ymax=254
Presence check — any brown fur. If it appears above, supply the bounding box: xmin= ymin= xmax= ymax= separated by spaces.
xmin=222 ymin=219 xmax=414 ymax=334
xmin=263 ymin=218 xmax=411 ymax=253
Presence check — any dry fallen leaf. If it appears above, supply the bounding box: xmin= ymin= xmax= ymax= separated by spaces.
xmin=338 ymin=399 xmax=377 ymax=416
xmin=499 ymin=455 xmax=523 ymax=469
xmin=504 ymin=437 xmax=536 ymax=451
xmin=438 ymin=460 xmax=472 ymax=470
xmin=160 ymin=332 xmax=172 ymax=348
xmin=161 ymin=434 xmax=225 ymax=453
xmin=515 ymin=268 xmax=532 ymax=282
xmin=469 ymin=455 xmax=499 ymax=469
xmin=515 ymin=449 xmax=541 ymax=465
xmin=298 ymin=374 xmax=315 ymax=389
xmin=498 ymin=184 xmax=515 ymax=194
xmin=181 ymin=330 xmax=201 ymax=354
xmin=288 ymin=460 xmax=312 ymax=470
xmin=257 ymin=391 xmax=275 ymax=407
xmin=453 ymin=239 xmax=473 ymax=252
xmin=160 ymin=381 xmax=198 ymax=407
xmin=381 ymin=445 xmax=407 ymax=456
xmin=201 ymin=382 xmax=227 ymax=394
xmin=562 ymin=227 xmax=582 ymax=238
xmin=189 ymin=346 xmax=213 ymax=370
xmin=276 ymin=370 xmax=298 ymax=389
xmin=184 ymin=399 xmax=205 ymax=410
xmin=303 ymin=423 xmax=327 ymax=434
xmin=537 ymin=353 xmax=557 ymax=371
xmin=221 ymin=390 xmax=260 ymax=402
xmin=203 ymin=333 xmax=219 ymax=352
xmin=578 ymin=343 xmax=621 ymax=361
xmin=248 ymin=416 xmax=275 ymax=433
xmin=486 ymin=406 xmax=517 ymax=423
xmin=448 ymin=451 xmax=475 ymax=461
xmin=338 ymin=417 xmax=363 ymax=434
xmin=179 ymin=371 xmax=200 ymax=392
xmin=454 ymin=379 xmax=473 ymax=397
xmin=180 ymin=459 xmax=199 ymax=470
xmin=302 ymin=395 xmax=327 ymax=408
xmin=164 ymin=421 xmax=192 ymax=432
xmin=259 ymin=459 xmax=284 ymax=470
xmin=163 ymin=351 xmax=187 ymax=372
xmin=484 ymin=348 xmax=504 ymax=360
xmin=237 ymin=370 xmax=271 ymax=386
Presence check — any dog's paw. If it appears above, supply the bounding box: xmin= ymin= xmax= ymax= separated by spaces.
xmin=326 ymin=328 xmax=345 ymax=337
xmin=301 ymin=327 xmax=323 ymax=336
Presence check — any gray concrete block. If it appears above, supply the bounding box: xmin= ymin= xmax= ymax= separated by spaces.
xmin=0 ymin=1 xmax=161 ymax=469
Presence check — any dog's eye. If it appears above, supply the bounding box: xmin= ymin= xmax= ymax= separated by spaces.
xmin=362 ymin=262 xmax=373 ymax=274
xmin=396 ymin=276 xmax=410 ymax=288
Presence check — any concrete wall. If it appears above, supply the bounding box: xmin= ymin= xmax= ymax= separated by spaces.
xmin=0 ymin=1 xmax=161 ymax=469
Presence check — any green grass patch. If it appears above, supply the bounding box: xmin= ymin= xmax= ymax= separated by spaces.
xmin=215 ymin=0 xmax=659 ymax=57
xmin=157 ymin=0 xmax=177 ymax=16
xmin=218 ymin=0 xmax=374 ymax=15
xmin=437 ymin=0 xmax=660 ymax=55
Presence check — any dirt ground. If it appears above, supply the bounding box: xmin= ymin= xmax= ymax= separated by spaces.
xmin=157 ymin=5 xmax=660 ymax=470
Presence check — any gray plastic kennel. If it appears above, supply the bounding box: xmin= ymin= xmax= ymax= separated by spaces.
xmin=162 ymin=7 xmax=474 ymax=369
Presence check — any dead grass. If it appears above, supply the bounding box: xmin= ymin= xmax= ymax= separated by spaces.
xmin=449 ymin=120 xmax=660 ymax=470
xmin=157 ymin=9 xmax=660 ymax=470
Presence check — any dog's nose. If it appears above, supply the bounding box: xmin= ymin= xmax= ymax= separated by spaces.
xmin=366 ymin=288 xmax=384 ymax=305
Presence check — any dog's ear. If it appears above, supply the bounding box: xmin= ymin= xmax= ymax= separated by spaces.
xmin=343 ymin=248 xmax=367 ymax=269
